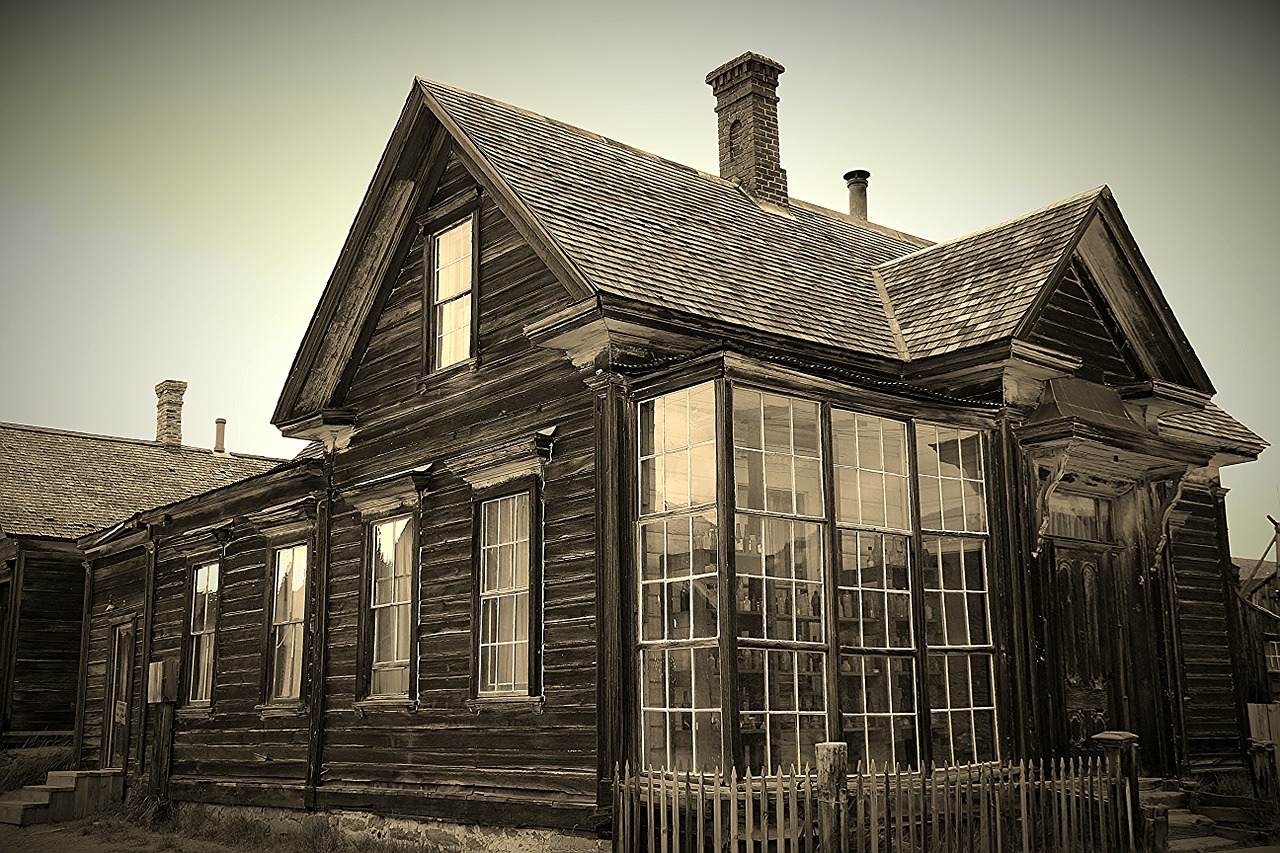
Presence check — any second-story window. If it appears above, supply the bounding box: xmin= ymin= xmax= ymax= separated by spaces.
xmin=369 ymin=517 xmax=415 ymax=698
xmin=269 ymin=543 xmax=307 ymax=703
xmin=188 ymin=561 xmax=220 ymax=705
xmin=429 ymin=217 xmax=475 ymax=371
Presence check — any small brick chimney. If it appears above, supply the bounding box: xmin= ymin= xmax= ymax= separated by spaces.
xmin=155 ymin=380 xmax=188 ymax=447
xmin=706 ymin=52 xmax=788 ymax=207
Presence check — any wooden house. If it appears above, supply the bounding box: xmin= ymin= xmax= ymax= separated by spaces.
xmin=0 ymin=383 xmax=278 ymax=745
xmin=73 ymin=53 xmax=1267 ymax=843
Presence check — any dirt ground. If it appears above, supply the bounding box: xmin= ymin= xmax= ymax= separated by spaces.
xmin=0 ymin=818 xmax=239 ymax=853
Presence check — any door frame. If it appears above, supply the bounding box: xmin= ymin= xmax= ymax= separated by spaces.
xmin=103 ymin=616 xmax=136 ymax=771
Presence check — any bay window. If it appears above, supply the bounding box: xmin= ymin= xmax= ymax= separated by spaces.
xmin=635 ymin=379 xmax=997 ymax=773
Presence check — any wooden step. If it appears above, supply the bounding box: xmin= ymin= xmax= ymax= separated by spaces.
xmin=0 ymin=798 xmax=49 ymax=826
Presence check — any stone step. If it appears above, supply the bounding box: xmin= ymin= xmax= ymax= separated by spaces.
xmin=1167 ymin=836 xmax=1238 ymax=853
xmin=1198 ymin=805 xmax=1251 ymax=825
xmin=1142 ymin=788 xmax=1189 ymax=809
xmin=1167 ymin=807 xmax=1217 ymax=840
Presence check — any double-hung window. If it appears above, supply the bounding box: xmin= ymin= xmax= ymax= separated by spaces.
xmin=476 ymin=489 xmax=540 ymax=696
xmin=188 ymin=561 xmax=220 ymax=705
xmin=427 ymin=217 xmax=475 ymax=371
xmin=268 ymin=543 xmax=307 ymax=703
xmin=368 ymin=517 xmax=415 ymax=698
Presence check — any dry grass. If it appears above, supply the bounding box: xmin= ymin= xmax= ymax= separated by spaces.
xmin=0 ymin=744 xmax=75 ymax=795
xmin=93 ymin=796 xmax=444 ymax=853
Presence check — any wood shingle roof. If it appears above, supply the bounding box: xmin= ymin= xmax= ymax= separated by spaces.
xmin=0 ymin=422 xmax=283 ymax=539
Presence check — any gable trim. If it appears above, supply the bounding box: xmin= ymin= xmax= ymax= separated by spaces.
xmin=415 ymin=80 xmax=594 ymax=304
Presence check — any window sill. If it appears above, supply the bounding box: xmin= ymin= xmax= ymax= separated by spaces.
xmin=353 ymin=697 xmax=416 ymax=715
xmin=254 ymin=703 xmax=305 ymax=718
xmin=175 ymin=705 xmax=212 ymax=720
xmin=417 ymin=358 xmax=478 ymax=392
xmin=465 ymin=695 xmax=545 ymax=715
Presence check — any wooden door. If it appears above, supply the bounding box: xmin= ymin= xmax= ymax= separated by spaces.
xmin=1053 ymin=544 xmax=1116 ymax=754
xmin=104 ymin=621 xmax=135 ymax=770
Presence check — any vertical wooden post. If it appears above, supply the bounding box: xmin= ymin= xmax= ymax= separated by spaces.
xmin=589 ymin=371 xmax=630 ymax=826
xmin=817 ymin=741 xmax=847 ymax=853
xmin=305 ymin=484 xmax=331 ymax=811
xmin=1092 ymin=730 xmax=1142 ymax=851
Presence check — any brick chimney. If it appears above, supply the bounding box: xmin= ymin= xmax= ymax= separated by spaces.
xmin=155 ymin=380 xmax=188 ymax=447
xmin=706 ymin=52 xmax=788 ymax=207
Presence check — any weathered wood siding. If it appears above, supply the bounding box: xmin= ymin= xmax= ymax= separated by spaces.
xmin=159 ymin=523 xmax=312 ymax=804
xmin=311 ymin=151 xmax=598 ymax=825
xmin=6 ymin=553 xmax=84 ymax=736
xmin=1167 ymin=483 xmax=1245 ymax=769
xmin=82 ymin=548 xmax=147 ymax=770
xmin=1025 ymin=266 xmax=1141 ymax=385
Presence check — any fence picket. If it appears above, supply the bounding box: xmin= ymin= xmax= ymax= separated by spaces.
xmin=730 ymin=767 xmax=739 ymax=853
xmin=745 ymin=769 xmax=755 ymax=853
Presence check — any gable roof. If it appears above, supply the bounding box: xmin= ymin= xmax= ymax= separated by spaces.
xmin=879 ymin=188 xmax=1102 ymax=358
xmin=0 ymin=421 xmax=283 ymax=539
xmin=273 ymin=76 xmax=1223 ymax=426
xmin=421 ymin=80 xmax=925 ymax=359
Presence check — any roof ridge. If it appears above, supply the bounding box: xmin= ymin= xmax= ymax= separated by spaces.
xmin=419 ymin=78 xmax=736 ymax=188
xmin=0 ymin=420 xmax=286 ymax=463
xmin=420 ymin=78 xmax=928 ymax=251
xmin=875 ymin=185 xmax=1108 ymax=270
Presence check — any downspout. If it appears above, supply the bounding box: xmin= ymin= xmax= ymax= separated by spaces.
xmin=304 ymin=465 xmax=333 ymax=809
xmin=72 ymin=557 xmax=93 ymax=767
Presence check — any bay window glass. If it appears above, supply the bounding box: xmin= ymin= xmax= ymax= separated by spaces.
xmin=833 ymin=411 xmax=918 ymax=768
xmin=369 ymin=517 xmax=414 ymax=698
xmin=634 ymin=383 xmax=997 ymax=773
xmin=918 ymin=422 xmax=996 ymax=765
xmin=638 ymin=382 xmax=721 ymax=772
xmin=733 ymin=388 xmax=827 ymax=770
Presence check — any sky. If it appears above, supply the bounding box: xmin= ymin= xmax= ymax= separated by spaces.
xmin=1 ymin=0 xmax=1276 ymax=557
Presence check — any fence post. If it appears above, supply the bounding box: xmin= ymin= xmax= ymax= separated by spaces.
xmin=818 ymin=741 xmax=848 ymax=853
xmin=1092 ymin=731 xmax=1143 ymax=851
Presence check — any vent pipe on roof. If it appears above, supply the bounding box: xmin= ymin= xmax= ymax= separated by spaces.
xmin=155 ymin=380 xmax=187 ymax=447
xmin=213 ymin=418 xmax=227 ymax=454
xmin=844 ymin=170 xmax=870 ymax=220
xmin=706 ymin=52 xmax=789 ymax=207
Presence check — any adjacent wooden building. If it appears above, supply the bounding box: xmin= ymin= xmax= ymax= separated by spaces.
xmin=74 ymin=52 xmax=1267 ymax=840
xmin=0 ymin=386 xmax=278 ymax=745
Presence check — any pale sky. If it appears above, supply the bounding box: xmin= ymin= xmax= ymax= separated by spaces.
xmin=2 ymin=0 xmax=1276 ymax=556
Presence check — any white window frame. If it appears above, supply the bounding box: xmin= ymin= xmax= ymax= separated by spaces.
xmin=187 ymin=561 xmax=219 ymax=706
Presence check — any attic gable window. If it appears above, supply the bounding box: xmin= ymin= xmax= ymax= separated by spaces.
xmin=427 ymin=216 xmax=477 ymax=371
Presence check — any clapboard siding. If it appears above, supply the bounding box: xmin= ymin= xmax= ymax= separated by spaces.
xmin=8 ymin=554 xmax=83 ymax=734
xmin=1168 ymin=484 xmax=1244 ymax=768
xmin=307 ymin=149 xmax=598 ymax=823
xmin=81 ymin=548 xmax=147 ymax=770
xmin=161 ymin=513 xmax=316 ymax=787
xmin=1026 ymin=266 xmax=1141 ymax=384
